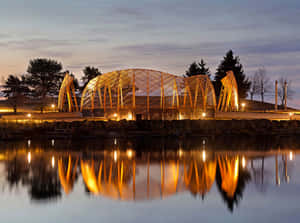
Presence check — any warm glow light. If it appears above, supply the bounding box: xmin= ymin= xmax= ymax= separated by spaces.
xmin=202 ymin=112 xmax=206 ymax=118
xmin=241 ymin=103 xmax=246 ymax=107
xmin=114 ymin=138 xmax=117 ymax=145
xmin=51 ymin=139 xmax=55 ymax=147
xmin=289 ymin=151 xmax=294 ymax=161
xmin=51 ymin=156 xmax=55 ymax=168
xmin=242 ymin=156 xmax=246 ymax=168
xmin=127 ymin=113 xmax=133 ymax=120
xmin=27 ymin=152 xmax=31 ymax=164
xmin=27 ymin=113 xmax=32 ymax=118
xmin=202 ymin=150 xmax=206 ymax=162
xmin=289 ymin=112 xmax=294 ymax=117
xmin=51 ymin=104 xmax=55 ymax=108
xmin=127 ymin=149 xmax=134 ymax=158
xmin=113 ymin=150 xmax=118 ymax=162
xmin=178 ymin=149 xmax=183 ymax=157
xmin=113 ymin=113 xmax=118 ymax=117
xmin=27 ymin=139 xmax=31 ymax=147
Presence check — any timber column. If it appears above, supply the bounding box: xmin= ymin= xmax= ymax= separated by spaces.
xmin=284 ymin=80 xmax=287 ymax=111
xmin=275 ymin=80 xmax=278 ymax=111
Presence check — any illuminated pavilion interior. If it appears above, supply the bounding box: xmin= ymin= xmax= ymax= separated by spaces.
xmin=58 ymin=69 xmax=239 ymax=120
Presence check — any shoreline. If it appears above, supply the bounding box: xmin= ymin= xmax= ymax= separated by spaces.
xmin=1 ymin=119 xmax=300 ymax=140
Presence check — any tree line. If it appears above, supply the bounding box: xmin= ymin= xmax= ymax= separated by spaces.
xmin=2 ymin=50 xmax=293 ymax=113
xmin=185 ymin=50 xmax=293 ymax=105
xmin=2 ymin=59 xmax=101 ymax=113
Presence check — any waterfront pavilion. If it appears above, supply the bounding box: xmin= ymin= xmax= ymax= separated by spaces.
xmin=58 ymin=68 xmax=239 ymax=120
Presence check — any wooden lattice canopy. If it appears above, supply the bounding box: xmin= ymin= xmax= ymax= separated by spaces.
xmin=80 ymin=69 xmax=217 ymax=119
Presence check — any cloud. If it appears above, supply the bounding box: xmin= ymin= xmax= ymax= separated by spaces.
xmin=114 ymin=7 xmax=148 ymax=19
xmin=0 ymin=33 xmax=11 ymax=39
xmin=115 ymin=38 xmax=300 ymax=58
xmin=0 ymin=38 xmax=74 ymax=50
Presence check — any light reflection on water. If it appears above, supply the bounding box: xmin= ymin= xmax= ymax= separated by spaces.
xmin=0 ymin=139 xmax=300 ymax=223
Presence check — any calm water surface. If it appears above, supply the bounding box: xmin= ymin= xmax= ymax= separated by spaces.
xmin=0 ymin=138 xmax=300 ymax=223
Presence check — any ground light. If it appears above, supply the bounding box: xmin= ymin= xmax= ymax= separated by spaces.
xmin=178 ymin=149 xmax=183 ymax=157
xmin=202 ymin=150 xmax=206 ymax=162
xmin=27 ymin=152 xmax=31 ymax=164
xmin=242 ymin=156 xmax=246 ymax=168
xmin=126 ymin=149 xmax=134 ymax=158
xmin=241 ymin=103 xmax=246 ymax=111
xmin=51 ymin=156 xmax=55 ymax=168
xmin=113 ymin=150 xmax=118 ymax=162
xmin=127 ymin=113 xmax=133 ymax=120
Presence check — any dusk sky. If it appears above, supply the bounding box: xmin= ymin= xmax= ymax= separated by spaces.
xmin=0 ymin=0 xmax=300 ymax=107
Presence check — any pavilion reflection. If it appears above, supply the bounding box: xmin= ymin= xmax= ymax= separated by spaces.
xmin=62 ymin=151 xmax=245 ymax=204
xmin=58 ymin=156 xmax=78 ymax=195
xmin=0 ymin=147 xmax=296 ymax=211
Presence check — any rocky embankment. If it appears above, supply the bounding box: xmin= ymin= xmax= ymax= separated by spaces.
xmin=0 ymin=119 xmax=300 ymax=140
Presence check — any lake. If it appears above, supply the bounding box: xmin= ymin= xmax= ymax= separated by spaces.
xmin=0 ymin=137 xmax=299 ymax=223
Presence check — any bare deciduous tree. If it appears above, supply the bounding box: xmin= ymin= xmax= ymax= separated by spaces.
xmin=249 ymin=72 xmax=259 ymax=100
xmin=278 ymin=77 xmax=294 ymax=106
xmin=255 ymin=68 xmax=271 ymax=103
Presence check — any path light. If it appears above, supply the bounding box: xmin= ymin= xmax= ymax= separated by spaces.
xmin=27 ymin=152 xmax=31 ymax=164
xmin=113 ymin=150 xmax=118 ymax=162
xmin=51 ymin=104 xmax=55 ymax=112
xmin=241 ymin=103 xmax=246 ymax=111
xmin=126 ymin=149 xmax=134 ymax=158
xmin=289 ymin=151 xmax=294 ymax=161
xmin=127 ymin=112 xmax=133 ymax=120
xmin=178 ymin=149 xmax=183 ymax=157
xmin=51 ymin=156 xmax=55 ymax=168
xmin=202 ymin=150 xmax=206 ymax=162
xmin=242 ymin=156 xmax=246 ymax=168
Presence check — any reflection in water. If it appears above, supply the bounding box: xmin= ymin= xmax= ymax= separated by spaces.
xmin=0 ymin=141 xmax=296 ymax=212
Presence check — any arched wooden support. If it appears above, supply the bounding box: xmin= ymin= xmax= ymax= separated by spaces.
xmin=58 ymin=73 xmax=78 ymax=112
xmin=217 ymin=71 xmax=239 ymax=112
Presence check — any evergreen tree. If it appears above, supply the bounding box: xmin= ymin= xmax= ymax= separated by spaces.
xmin=25 ymin=58 xmax=64 ymax=112
xmin=214 ymin=50 xmax=250 ymax=99
xmin=198 ymin=59 xmax=211 ymax=77
xmin=185 ymin=59 xmax=210 ymax=77
xmin=3 ymin=75 xmax=29 ymax=113
xmin=81 ymin=66 xmax=102 ymax=89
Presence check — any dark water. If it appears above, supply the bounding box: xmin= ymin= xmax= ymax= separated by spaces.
xmin=0 ymin=138 xmax=300 ymax=223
